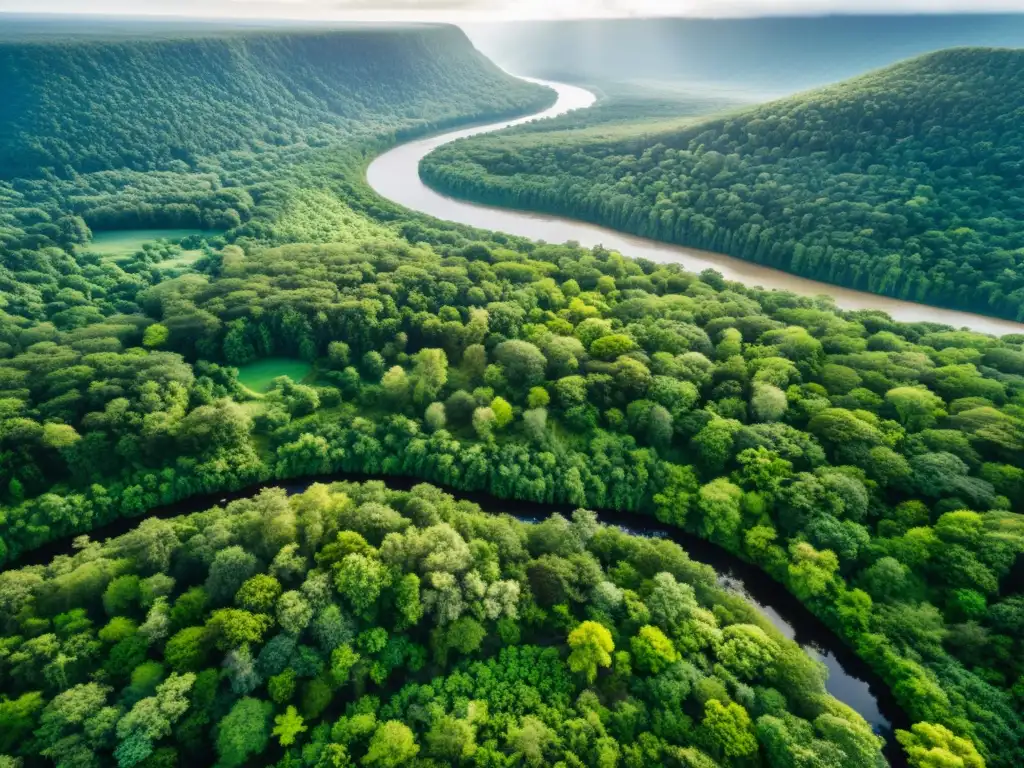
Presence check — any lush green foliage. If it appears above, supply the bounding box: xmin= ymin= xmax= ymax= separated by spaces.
xmin=0 ymin=26 xmax=547 ymax=179
xmin=3 ymin=19 xmax=1024 ymax=766
xmin=0 ymin=480 xmax=888 ymax=766
xmin=422 ymin=48 xmax=1024 ymax=320
xmin=0 ymin=24 xmax=552 ymax=255
xmin=6 ymin=230 xmax=1024 ymax=762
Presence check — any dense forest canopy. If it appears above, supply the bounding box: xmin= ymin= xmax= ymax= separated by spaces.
xmin=0 ymin=480 xmax=892 ymax=767
xmin=422 ymin=48 xmax=1024 ymax=321
xmin=0 ymin=25 xmax=548 ymax=179
xmin=0 ymin=15 xmax=1023 ymax=767
xmin=4 ymin=228 xmax=1024 ymax=765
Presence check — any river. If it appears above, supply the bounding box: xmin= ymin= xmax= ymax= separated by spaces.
xmin=20 ymin=473 xmax=907 ymax=761
xmin=367 ymin=76 xmax=1023 ymax=337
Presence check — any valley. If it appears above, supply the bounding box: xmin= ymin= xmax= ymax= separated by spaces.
xmin=0 ymin=12 xmax=1021 ymax=768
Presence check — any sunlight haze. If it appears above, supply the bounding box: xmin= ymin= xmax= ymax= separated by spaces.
xmin=2 ymin=0 xmax=1023 ymax=19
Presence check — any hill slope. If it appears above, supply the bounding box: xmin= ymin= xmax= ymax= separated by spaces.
xmin=422 ymin=47 xmax=1024 ymax=320
xmin=0 ymin=24 xmax=550 ymax=179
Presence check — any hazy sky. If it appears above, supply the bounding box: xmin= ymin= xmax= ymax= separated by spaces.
xmin=2 ymin=0 xmax=1023 ymax=19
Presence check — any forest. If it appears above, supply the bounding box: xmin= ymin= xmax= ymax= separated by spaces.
xmin=421 ymin=48 xmax=1024 ymax=321
xmin=0 ymin=480 xmax=892 ymax=767
xmin=0 ymin=18 xmax=1022 ymax=768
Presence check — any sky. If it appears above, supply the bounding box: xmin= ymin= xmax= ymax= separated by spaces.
xmin=2 ymin=0 xmax=1024 ymax=19
xmin=2 ymin=0 xmax=1024 ymax=20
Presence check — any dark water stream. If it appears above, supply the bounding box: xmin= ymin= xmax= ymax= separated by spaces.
xmin=18 ymin=473 xmax=909 ymax=763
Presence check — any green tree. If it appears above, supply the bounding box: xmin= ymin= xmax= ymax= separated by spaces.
xmin=700 ymin=700 xmax=757 ymax=760
xmin=364 ymin=721 xmax=420 ymax=767
xmin=567 ymin=620 xmax=615 ymax=683
xmin=272 ymin=706 xmax=307 ymax=747
xmin=631 ymin=625 xmax=679 ymax=674
xmin=896 ymin=722 xmax=984 ymax=768
xmin=215 ymin=697 xmax=272 ymax=768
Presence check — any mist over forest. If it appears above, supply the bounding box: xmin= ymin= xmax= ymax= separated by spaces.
xmin=467 ymin=15 xmax=1024 ymax=94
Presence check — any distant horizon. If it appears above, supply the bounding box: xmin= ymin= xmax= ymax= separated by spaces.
xmin=3 ymin=2 xmax=1024 ymax=23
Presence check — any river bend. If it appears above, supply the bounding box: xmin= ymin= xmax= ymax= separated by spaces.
xmin=367 ymin=76 xmax=1023 ymax=337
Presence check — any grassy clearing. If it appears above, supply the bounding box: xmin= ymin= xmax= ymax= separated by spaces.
xmin=236 ymin=358 xmax=314 ymax=394
xmin=160 ymin=249 xmax=204 ymax=268
xmin=87 ymin=228 xmax=210 ymax=256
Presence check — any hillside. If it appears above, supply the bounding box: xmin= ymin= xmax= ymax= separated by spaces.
xmin=0 ymin=22 xmax=551 ymax=262
xmin=0 ymin=24 xmax=550 ymax=179
xmin=422 ymin=47 xmax=1024 ymax=320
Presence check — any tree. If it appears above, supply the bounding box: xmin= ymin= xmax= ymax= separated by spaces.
xmin=364 ymin=721 xmax=420 ymax=767
xmin=327 ymin=341 xmax=350 ymax=369
xmin=142 ymin=324 xmax=169 ymax=349
xmin=567 ymin=620 xmax=615 ymax=683
xmin=115 ymin=673 xmax=195 ymax=767
xmin=277 ymin=590 xmax=313 ymax=635
xmin=696 ymin=478 xmax=744 ymax=544
xmin=523 ymin=407 xmax=548 ymax=444
xmin=751 ymin=382 xmax=787 ymax=422
xmin=335 ymin=553 xmax=389 ymax=616
xmin=494 ymin=340 xmax=547 ymax=391
xmin=886 ymin=386 xmax=946 ymax=432
xmin=104 ymin=575 xmax=142 ymax=616
xmin=272 ymin=706 xmax=307 ymax=747
xmin=699 ymin=700 xmax=757 ymax=760
xmin=506 ymin=716 xmax=555 ymax=767
xmin=527 ymin=387 xmax=550 ymax=408
xmin=205 ymin=545 xmax=259 ymax=605
xmin=164 ymin=627 xmax=211 ymax=672
xmin=215 ymin=697 xmax=272 ymax=768
xmin=413 ymin=348 xmax=448 ymax=405
xmin=424 ymin=402 xmax=446 ymax=432
xmin=235 ymin=574 xmax=282 ymax=614
xmin=426 ymin=713 xmax=477 ymax=761
xmin=381 ymin=366 xmax=410 ymax=406
xmin=490 ymin=396 xmax=513 ymax=429
xmin=206 ymin=609 xmax=272 ymax=650
xmin=631 ymin=625 xmax=679 ymax=674
xmin=715 ymin=624 xmax=779 ymax=681
xmin=788 ymin=542 xmax=839 ymax=601
xmin=0 ymin=692 xmax=44 ymax=754
xmin=394 ymin=573 xmax=423 ymax=629
xmin=331 ymin=643 xmax=361 ymax=685
xmin=896 ymin=722 xmax=984 ymax=768
xmin=472 ymin=407 xmax=496 ymax=440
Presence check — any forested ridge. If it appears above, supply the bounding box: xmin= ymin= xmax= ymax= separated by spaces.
xmin=0 ymin=24 xmax=552 ymax=245
xmin=0 ymin=18 xmax=1023 ymax=767
xmin=0 ymin=25 xmax=549 ymax=179
xmin=421 ymin=48 xmax=1024 ymax=321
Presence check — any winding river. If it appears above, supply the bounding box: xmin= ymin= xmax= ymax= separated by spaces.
xmin=367 ymin=76 xmax=1023 ymax=337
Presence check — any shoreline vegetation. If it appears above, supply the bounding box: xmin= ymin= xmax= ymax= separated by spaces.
xmin=421 ymin=48 xmax=1024 ymax=323
xmin=0 ymin=18 xmax=1020 ymax=767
